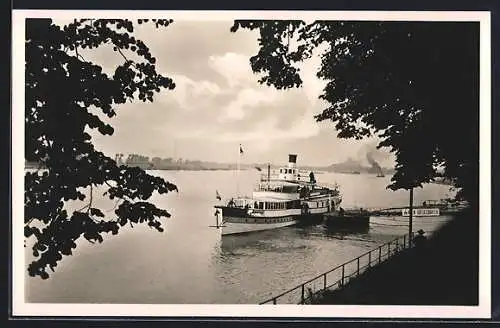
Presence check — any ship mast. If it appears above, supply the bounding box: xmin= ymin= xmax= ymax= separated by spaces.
xmin=267 ymin=163 xmax=271 ymax=190
xmin=236 ymin=144 xmax=241 ymax=197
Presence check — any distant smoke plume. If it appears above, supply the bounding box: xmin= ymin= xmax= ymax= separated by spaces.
xmin=366 ymin=151 xmax=384 ymax=176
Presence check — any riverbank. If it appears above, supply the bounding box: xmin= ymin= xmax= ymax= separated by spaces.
xmin=310 ymin=207 xmax=479 ymax=305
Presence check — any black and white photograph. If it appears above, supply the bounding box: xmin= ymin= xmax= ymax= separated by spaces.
xmin=12 ymin=10 xmax=491 ymax=318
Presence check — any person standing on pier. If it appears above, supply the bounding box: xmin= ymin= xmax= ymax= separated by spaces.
xmin=413 ymin=229 xmax=427 ymax=249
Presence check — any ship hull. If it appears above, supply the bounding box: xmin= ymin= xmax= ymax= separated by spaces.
xmin=215 ymin=194 xmax=342 ymax=235
xmin=215 ymin=206 xmax=301 ymax=236
xmin=221 ymin=216 xmax=298 ymax=235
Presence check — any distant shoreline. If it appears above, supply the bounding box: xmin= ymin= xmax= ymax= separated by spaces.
xmin=24 ymin=165 xmax=236 ymax=172
xmin=24 ymin=161 xmax=395 ymax=175
xmin=23 ymin=164 xmax=374 ymax=174
xmin=25 ymin=155 xmax=396 ymax=175
xmin=23 ymin=163 xmax=385 ymax=174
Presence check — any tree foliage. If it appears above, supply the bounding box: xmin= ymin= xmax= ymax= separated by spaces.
xmin=25 ymin=18 xmax=178 ymax=279
xmin=231 ymin=20 xmax=479 ymax=204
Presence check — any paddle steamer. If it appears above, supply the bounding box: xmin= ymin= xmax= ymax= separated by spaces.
xmin=214 ymin=154 xmax=342 ymax=235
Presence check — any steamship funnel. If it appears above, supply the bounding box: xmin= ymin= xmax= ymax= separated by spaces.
xmin=288 ymin=154 xmax=297 ymax=168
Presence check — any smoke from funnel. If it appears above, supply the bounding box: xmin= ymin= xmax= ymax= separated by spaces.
xmin=366 ymin=151 xmax=384 ymax=176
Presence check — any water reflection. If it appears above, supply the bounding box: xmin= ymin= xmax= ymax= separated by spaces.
xmin=291 ymin=221 xmax=372 ymax=241
xmin=219 ymin=227 xmax=310 ymax=255
xmin=219 ymin=223 xmax=374 ymax=256
xmin=323 ymin=222 xmax=370 ymax=236
xmin=220 ymin=230 xmax=278 ymax=253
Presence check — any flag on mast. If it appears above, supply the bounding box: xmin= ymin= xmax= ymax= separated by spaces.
xmin=236 ymin=144 xmax=243 ymax=197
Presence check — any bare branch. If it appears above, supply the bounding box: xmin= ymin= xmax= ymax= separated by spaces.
xmin=74 ymin=44 xmax=87 ymax=62
xmin=115 ymin=47 xmax=137 ymax=68
xmin=105 ymin=199 xmax=122 ymax=213
xmin=116 ymin=47 xmax=130 ymax=62
xmin=76 ymin=184 xmax=93 ymax=212
xmin=76 ymin=203 xmax=91 ymax=212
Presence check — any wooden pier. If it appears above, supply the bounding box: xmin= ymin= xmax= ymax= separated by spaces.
xmin=323 ymin=209 xmax=370 ymax=228
xmin=321 ymin=204 xmax=468 ymax=229
xmin=326 ymin=203 xmax=469 ymax=219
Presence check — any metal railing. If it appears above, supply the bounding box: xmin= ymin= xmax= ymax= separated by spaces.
xmin=259 ymin=232 xmax=414 ymax=305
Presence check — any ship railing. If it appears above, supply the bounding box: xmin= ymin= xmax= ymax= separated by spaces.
xmin=258 ymin=232 xmax=414 ymax=305
xmin=259 ymin=173 xmax=280 ymax=181
xmin=254 ymin=184 xmax=300 ymax=193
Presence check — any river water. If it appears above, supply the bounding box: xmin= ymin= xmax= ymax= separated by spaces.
xmin=25 ymin=169 xmax=454 ymax=304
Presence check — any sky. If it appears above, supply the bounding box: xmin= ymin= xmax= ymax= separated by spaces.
xmin=56 ymin=19 xmax=395 ymax=167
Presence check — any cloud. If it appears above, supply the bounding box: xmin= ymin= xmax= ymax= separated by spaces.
xmin=47 ymin=19 xmax=383 ymax=166
xmin=207 ymin=51 xmax=322 ymax=140
xmin=134 ymin=20 xmax=260 ymax=85
xmin=217 ymin=87 xmax=284 ymax=122
xmin=208 ymin=52 xmax=258 ymax=89
xmin=167 ymin=74 xmax=222 ymax=111
xmin=295 ymin=42 xmax=330 ymax=105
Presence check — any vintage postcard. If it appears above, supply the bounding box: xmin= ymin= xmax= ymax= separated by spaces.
xmin=12 ymin=10 xmax=491 ymax=319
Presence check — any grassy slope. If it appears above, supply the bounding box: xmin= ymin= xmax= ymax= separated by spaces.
xmin=313 ymin=208 xmax=479 ymax=305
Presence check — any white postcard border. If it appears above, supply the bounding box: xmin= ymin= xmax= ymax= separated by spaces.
xmin=11 ymin=9 xmax=492 ymax=319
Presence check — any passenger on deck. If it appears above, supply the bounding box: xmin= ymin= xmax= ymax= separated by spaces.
xmin=309 ymin=171 xmax=316 ymax=184
xmin=227 ymin=198 xmax=235 ymax=207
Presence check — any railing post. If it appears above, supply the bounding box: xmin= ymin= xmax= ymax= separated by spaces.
xmin=357 ymin=257 xmax=360 ymax=276
xmin=323 ymin=273 xmax=327 ymax=290
xmin=396 ymin=238 xmax=399 ymax=252
xmin=404 ymin=234 xmax=406 ymax=249
xmin=341 ymin=265 xmax=345 ymax=286
xmin=368 ymin=251 xmax=371 ymax=268
xmin=379 ymin=246 xmax=382 ymax=263
xmin=388 ymin=241 xmax=391 ymax=257
xmin=273 ymin=298 xmax=276 ymax=305
xmin=301 ymin=284 xmax=305 ymax=304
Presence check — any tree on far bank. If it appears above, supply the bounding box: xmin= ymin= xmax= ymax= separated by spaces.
xmin=25 ymin=18 xmax=178 ymax=279
xmin=231 ymin=20 xmax=479 ymax=206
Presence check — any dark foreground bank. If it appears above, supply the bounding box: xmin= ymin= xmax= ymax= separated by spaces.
xmin=311 ymin=207 xmax=479 ymax=305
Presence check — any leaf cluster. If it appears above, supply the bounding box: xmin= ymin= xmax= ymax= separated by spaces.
xmin=25 ymin=18 xmax=178 ymax=278
xmin=232 ymin=20 xmax=479 ymax=201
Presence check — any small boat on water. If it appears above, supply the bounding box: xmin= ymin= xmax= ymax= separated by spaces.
xmin=214 ymin=154 xmax=342 ymax=236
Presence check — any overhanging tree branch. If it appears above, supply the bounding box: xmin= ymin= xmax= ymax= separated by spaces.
xmin=25 ymin=18 xmax=178 ymax=279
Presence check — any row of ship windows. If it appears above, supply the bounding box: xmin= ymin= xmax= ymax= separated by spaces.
xmin=231 ymin=217 xmax=293 ymax=224
xmin=254 ymin=201 xmax=300 ymax=210
xmin=312 ymin=201 xmax=331 ymax=208
xmin=251 ymin=200 xmax=332 ymax=210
